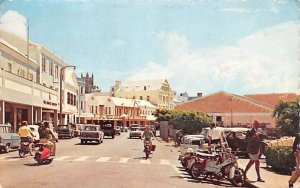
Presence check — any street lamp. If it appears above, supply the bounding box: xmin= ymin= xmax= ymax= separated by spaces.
xmin=59 ymin=65 xmax=76 ymax=125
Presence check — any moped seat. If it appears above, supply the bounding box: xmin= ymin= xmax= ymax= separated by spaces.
xmin=196 ymin=152 xmax=217 ymax=158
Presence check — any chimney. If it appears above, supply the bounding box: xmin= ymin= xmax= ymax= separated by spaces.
xmin=197 ymin=93 xmax=203 ymax=97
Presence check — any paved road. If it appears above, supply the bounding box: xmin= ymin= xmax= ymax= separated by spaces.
xmin=0 ymin=133 xmax=240 ymax=188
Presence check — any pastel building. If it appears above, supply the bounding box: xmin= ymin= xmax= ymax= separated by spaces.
xmin=113 ymin=79 xmax=174 ymax=110
xmin=175 ymin=91 xmax=298 ymax=129
xmin=0 ymin=28 xmax=78 ymax=131
xmin=85 ymin=93 xmax=157 ymax=126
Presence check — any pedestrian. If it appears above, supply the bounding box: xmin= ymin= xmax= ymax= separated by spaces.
xmin=288 ymin=133 xmax=300 ymax=188
xmin=207 ymin=122 xmax=224 ymax=146
xmin=244 ymin=120 xmax=265 ymax=182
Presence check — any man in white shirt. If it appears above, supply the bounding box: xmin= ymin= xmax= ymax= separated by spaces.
xmin=207 ymin=123 xmax=223 ymax=146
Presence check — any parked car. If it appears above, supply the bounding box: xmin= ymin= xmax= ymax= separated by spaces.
xmin=57 ymin=124 xmax=74 ymax=139
xmin=101 ymin=123 xmax=115 ymax=139
xmin=129 ymin=127 xmax=142 ymax=139
xmin=0 ymin=124 xmax=20 ymax=153
xmin=224 ymin=127 xmax=251 ymax=156
xmin=115 ymin=126 xmax=121 ymax=135
xmin=180 ymin=135 xmax=203 ymax=155
xmin=28 ymin=125 xmax=40 ymax=143
xmin=80 ymin=124 xmax=104 ymax=144
xmin=71 ymin=123 xmax=82 ymax=137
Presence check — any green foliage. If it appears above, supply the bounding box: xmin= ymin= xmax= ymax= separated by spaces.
xmin=153 ymin=109 xmax=212 ymax=134
xmin=265 ymin=146 xmax=295 ymax=175
xmin=272 ymin=99 xmax=300 ymax=136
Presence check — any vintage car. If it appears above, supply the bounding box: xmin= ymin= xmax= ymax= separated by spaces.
xmin=129 ymin=127 xmax=142 ymax=139
xmin=115 ymin=126 xmax=121 ymax=135
xmin=57 ymin=124 xmax=74 ymax=139
xmin=80 ymin=124 xmax=104 ymax=144
xmin=0 ymin=124 xmax=20 ymax=153
xmin=28 ymin=125 xmax=40 ymax=143
xmin=221 ymin=127 xmax=250 ymax=156
xmin=101 ymin=123 xmax=116 ymax=139
xmin=180 ymin=135 xmax=203 ymax=155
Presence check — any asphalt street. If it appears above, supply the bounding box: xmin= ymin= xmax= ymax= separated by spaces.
xmin=0 ymin=132 xmax=243 ymax=188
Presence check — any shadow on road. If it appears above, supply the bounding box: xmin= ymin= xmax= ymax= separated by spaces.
xmin=5 ymin=156 xmax=20 ymax=159
xmin=23 ymin=163 xmax=44 ymax=167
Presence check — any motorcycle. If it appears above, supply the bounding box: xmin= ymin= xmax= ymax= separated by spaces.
xmin=190 ymin=146 xmax=246 ymax=187
xmin=144 ymin=140 xmax=151 ymax=159
xmin=19 ymin=139 xmax=34 ymax=158
xmin=34 ymin=140 xmax=55 ymax=165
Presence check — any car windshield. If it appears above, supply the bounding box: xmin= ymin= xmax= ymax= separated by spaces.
xmin=85 ymin=126 xmax=97 ymax=131
xmin=102 ymin=124 xmax=112 ymax=129
xmin=131 ymin=128 xmax=139 ymax=131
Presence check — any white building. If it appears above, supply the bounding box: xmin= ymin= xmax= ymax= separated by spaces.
xmin=0 ymin=28 xmax=78 ymax=131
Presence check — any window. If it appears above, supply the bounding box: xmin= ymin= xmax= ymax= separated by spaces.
xmin=7 ymin=63 xmax=12 ymax=73
xmin=27 ymin=73 xmax=33 ymax=81
xmin=95 ymin=106 xmax=98 ymax=114
xmin=42 ymin=57 xmax=46 ymax=72
xmin=144 ymin=86 xmax=147 ymax=90
xmin=92 ymin=106 xmax=94 ymax=113
xmin=108 ymin=107 xmax=111 ymax=115
xmin=49 ymin=61 xmax=53 ymax=76
xmin=81 ymin=101 xmax=83 ymax=110
xmin=111 ymin=87 xmax=114 ymax=92
xmin=70 ymin=94 xmax=73 ymax=105
xmin=133 ymin=96 xmax=136 ymax=99
xmin=55 ymin=65 xmax=59 ymax=78
xmin=74 ymin=95 xmax=76 ymax=106
xmin=80 ymin=86 xmax=84 ymax=95
xmin=67 ymin=92 xmax=70 ymax=104
xmin=147 ymin=96 xmax=150 ymax=101
xmin=18 ymin=69 xmax=25 ymax=78
xmin=140 ymin=96 xmax=143 ymax=100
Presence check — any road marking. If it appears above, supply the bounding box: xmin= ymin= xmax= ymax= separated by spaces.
xmin=160 ymin=159 xmax=171 ymax=165
xmin=54 ymin=156 xmax=71 ymax=161
xmin=73 ymin=156 xmax=91 ymax=161
xmin=96 ymin=157 xmax=110 ymax=162
xmin=140 ymin=160 xmax=151 ymax=164
xmin=118 ymin=157 xmax=129 ymax=164
xmin=6 ymin=158 xmax=19 ymax=162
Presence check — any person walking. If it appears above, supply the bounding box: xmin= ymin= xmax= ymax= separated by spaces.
xmin=288 ymin=133 xmax=300 ymax=188
xmin=244 ymin=120 xmax=265 ymax=182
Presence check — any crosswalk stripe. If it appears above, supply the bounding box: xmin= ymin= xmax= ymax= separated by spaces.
xmin=118 ymin=157 xmax=129 ymax=163
xmin=96 ymin=157 xmax=110 ymax=162
xmin=140 ymin=160 xmax=151 ymax=164
xmin=160 ymin=159 xmax=171 ymax=165
xmin=54 ymin=156 xmax=71 ymax=161
xmin=6 ymin=158 xmax=19 ymax=162
xmin=73 ymin=156 xmax=91 ymax=161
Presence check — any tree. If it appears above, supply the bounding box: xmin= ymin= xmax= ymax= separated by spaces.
xmin=272 ymin=99 xmax=300 ymax=136
xmin=153 ymin=109 xmax=212 ymax=134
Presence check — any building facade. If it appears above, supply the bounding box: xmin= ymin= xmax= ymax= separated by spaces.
xmin=0 ymin=28 xmax=78 ymax=131
xmin=175 ymin=91 xmax=298 ymax=129
xmin=85 ymin=93 xmax=157 ymax=126
xmin=113 ymin=79 xmax=174 ymax=110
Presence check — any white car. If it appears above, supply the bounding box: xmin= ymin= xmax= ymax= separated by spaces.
xmin=28 ymin=125 xmax=40 ymax=142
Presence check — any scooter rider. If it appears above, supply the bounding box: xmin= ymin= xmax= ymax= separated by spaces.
xmin=18 ymin=121 xmax=34 ymax=143
xmin=38 ymin=122 xmax=56 ymax=156
xmin=141 ymin=125 xmax=155 ymax=151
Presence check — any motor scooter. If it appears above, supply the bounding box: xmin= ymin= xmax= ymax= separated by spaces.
xmin=34 ymin=140 xmax=55 ymax=165
xmin=19 ymin=138 xmax=34 ymax=158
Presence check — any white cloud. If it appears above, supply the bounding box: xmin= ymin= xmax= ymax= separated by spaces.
xmin=0 ymin=10 xmax=27 ymax=39
xmin=129 ymin=21 xmax=299 ymax=95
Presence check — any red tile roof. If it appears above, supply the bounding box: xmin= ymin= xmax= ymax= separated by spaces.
xmin=244 ymin=93 xmax=298 ymax=107
xmin=175 ymin=91 xmax=274 ymax=113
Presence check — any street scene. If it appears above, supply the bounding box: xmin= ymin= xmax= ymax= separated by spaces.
xmin=0 ymin=0 xmax=299 ymax=188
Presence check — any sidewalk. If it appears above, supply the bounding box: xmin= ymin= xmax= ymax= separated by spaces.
xmin=239 ymin=158 xmax=293 ymax=188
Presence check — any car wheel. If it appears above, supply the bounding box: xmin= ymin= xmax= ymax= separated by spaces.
xmin=112 ymin=135 xmax=115 ymax=139
xmin=81 ymin=140 xmax=85 ymax=145
xmin=97 ymin=140 xmax=100 ymax=144
xmin=3 ymin=144 xmax=10 ymax=153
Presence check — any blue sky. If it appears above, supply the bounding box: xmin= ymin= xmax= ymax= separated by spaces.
xmin=0 ymin=0 xmax=299 ymax=96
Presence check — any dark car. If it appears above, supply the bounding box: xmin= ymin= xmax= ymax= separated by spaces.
xmin=101 ymin=124 xmax=115 ymax=139
xmin=224 ymin=128 xmax=250 ymax=156
xmin=115 ymin=126 xmax=121 ymax=135
xmin=57 ymin=124 xmax=74 ymax=139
